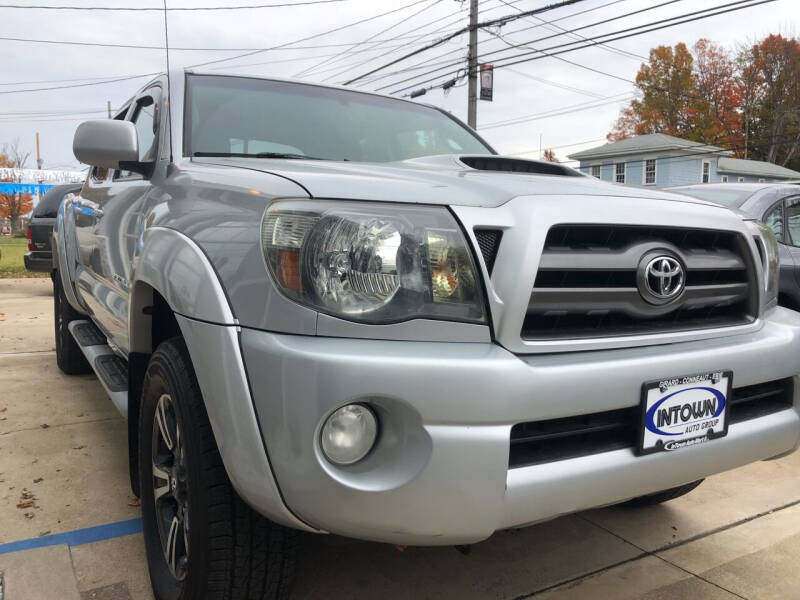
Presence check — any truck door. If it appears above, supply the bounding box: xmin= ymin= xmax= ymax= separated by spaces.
xmin=74 ymin=83 xmax=164 ymax=353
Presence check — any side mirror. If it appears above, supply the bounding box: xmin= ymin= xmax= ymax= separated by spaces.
xmin=73 ymin=120 xmax=145 ymax=173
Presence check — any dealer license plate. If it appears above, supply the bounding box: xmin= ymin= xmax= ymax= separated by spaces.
xmin=638 ymin=370 xmax=732 ymax=456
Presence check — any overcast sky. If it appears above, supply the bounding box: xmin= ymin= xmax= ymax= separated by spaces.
xmin=0 ymin=0 xmax=795 ymax=172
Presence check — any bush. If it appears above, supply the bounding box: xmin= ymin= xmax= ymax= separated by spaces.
xmin=13 ymin=231 xmax=26 ymax=238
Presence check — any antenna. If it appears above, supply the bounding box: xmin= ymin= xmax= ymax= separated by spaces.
xmin=163 ymin=0 xmax=173 ymax=164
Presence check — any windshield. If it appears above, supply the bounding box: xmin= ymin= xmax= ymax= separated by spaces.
xmin=671 ymin=186 xmax=756 ymax=207
xmin=185 ymin=74 xmax=493 ymax=162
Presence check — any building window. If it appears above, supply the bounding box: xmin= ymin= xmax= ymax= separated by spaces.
xmin=738 ymin=177 xmax=745 ymax=182
xmin=615 ymin=162 xmax=625 ymax=183
xmin=702 ymin=160 xmax=711 ymax=183
xmin=721 ymin=175 xmax=728 ymax=183
xmin=758 ymin=178 xmax=766 ymax=183
xmin=644 ymin=159 xmax=656 ymax=185
xmin=591 ymin=165 xmax=601 ymax=179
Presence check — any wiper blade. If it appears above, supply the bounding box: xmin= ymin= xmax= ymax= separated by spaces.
xmin=193 ymin=151 xmax=328 ymax=160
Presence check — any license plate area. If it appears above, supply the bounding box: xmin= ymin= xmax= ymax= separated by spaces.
xmin=638 ymin=370 xmax=732 ymax=456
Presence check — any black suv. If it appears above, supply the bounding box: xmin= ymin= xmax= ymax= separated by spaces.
xmin=25 ymin=184 xmax=81 ymax=273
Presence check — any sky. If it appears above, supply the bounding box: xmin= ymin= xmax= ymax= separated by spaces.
xmin=0 ymin=0 xmax=796 ymax=173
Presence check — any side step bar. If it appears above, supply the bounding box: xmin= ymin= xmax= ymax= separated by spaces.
xmin=68 ymin=320 xmax=129 ymax=418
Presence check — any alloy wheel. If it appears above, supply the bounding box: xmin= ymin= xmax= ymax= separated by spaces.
xmin=151 ymin=393 xmax=189 ymax=581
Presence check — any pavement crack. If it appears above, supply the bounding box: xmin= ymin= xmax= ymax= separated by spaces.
xmin=0 ymin=416 xmax=120 ymax=436
xmin=511 ymin=499 xmax=800 ymax=599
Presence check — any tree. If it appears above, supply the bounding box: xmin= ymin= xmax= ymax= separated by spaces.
xmin=0 ymin=139 xmax=33 ymax=234
xmin=737 ymin=34 xmax=800 ymax=169
xmin=691 ymin=39 xmax=742 ymax=152
xmin=609 ymin=43 xmax=696 ymax=141
xmin=542 ymin=148 xmax=557 ymax=162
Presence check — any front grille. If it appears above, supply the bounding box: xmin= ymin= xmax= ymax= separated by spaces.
xmin=523 ymin=225 xmax=757 ymax=340
xmin=508 ymin=378 xmax=794 ymax=468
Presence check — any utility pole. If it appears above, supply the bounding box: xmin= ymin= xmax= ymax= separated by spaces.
xmin=35 ymin=132 xmax=43 ymax=169
xmin=107 ymin=101 xmax=112 ymax=119
xmin=467 ymin=0 xmax=478 ymax=129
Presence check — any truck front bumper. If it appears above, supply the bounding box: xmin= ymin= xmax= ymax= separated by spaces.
xmin=240 ymin=308 xmax=800 ymax=546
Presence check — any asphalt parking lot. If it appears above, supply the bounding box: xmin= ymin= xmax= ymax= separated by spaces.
xmin=1 ymin=277 xmax=799 ymax=599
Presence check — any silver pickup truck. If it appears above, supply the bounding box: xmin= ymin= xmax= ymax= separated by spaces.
xmin=56 ymin=71 xmax=800 ymax=600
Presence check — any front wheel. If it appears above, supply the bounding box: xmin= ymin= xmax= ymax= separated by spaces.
xmin=53 ymin=273 xmax=91 ymax=375
xmin=139 ymin=338 xmax=296 ymax=600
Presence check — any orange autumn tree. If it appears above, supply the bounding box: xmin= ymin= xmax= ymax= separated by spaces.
xmin=608 ymin=34 xmax=799 ymax=169
xmin=0 ymin=140 xmax=33 ymax=234
xmin=608 ymin=43 xmax=696 ymax=141
xmin=608 ymin=40 xmax=744 ymax=149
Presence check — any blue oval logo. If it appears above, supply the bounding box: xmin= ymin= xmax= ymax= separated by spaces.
xmin=645 ymin=386 xmax=726 ymax=437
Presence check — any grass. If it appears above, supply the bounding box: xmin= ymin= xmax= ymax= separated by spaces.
xmin=0 ymin=237 xmax=49 ymax=278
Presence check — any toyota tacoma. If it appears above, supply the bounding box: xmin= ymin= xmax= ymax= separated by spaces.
xmin=55 ymin=71 xmax=800 ymax=599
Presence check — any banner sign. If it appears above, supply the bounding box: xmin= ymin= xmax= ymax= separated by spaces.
xmin=0 ymin=182 xmax=55 ymax=195
xmin=480 ymin=64 xmax=494 ymax=101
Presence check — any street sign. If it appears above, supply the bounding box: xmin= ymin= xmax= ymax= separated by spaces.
xmin=480 ymin=64 xmax=494 ymax=101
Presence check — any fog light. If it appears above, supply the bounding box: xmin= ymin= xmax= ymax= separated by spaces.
xmin=320 ymin=404 xmax=377 ymax=465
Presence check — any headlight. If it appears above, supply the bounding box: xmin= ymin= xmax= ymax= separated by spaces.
xmin=261 ymin=200 xmax=486 ymax=324
xmin=750 ymin=219 xmax=779 ymax=308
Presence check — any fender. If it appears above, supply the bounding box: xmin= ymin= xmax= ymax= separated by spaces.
xmin=128 ymin=226 xmax=317 ymax=532
xmin=54 ymin=194 xmax=89 ymax=314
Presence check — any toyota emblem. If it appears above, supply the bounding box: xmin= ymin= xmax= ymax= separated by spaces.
xmin=638 ymin=255 xmax=685 ymax=304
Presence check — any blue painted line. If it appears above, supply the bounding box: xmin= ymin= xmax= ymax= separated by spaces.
xmin=0 ymin=518 xmax=142 ymax=556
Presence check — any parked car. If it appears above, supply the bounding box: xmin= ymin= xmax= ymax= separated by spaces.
xmin=24 ymin=184 xmax=82 ymax=273
xmin=669 ymin=183 xmax=800 ymax=311
xmin=56 ymin=72 xmax=800 ymax=600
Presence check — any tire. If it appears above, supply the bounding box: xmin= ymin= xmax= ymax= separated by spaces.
xmin=53 ymin=272 xmax=91 ymax=375
xmin=619 ymin=479 xmax=704 ymax=507
xmin=139 ymin=337 xmax=296 ymax=600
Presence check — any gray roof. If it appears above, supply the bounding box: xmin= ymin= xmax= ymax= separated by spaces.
xmin=568 ymin=134 xmax=728 ymax=160
xmin=716 ymin=156 xmax=800 ymax=179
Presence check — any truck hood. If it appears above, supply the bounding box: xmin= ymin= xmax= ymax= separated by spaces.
xmin=190 ymin=154 xmax=721 ymax=209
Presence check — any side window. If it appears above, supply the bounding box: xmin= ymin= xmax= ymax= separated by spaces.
xmin=763 ymin=203 xmax=784 ymax=243
xmin=702 ymin=160 xmax=710 ymax=183
xmin=133 ymin=97 xmax=158 ymax=162
xmin=786 ymin=197 xmax=800 ymax=247
xmin=615 ymin=162 xmax=625 ymax=183
xmin=115 ymin=91 xmax=160 ymax=180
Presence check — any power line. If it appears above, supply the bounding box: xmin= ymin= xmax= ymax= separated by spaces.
xmin=293 ymin=0 xmax=445 ymax=78
xmin=310 ymin=2 xmax=479 ymax=82
xmin=0 ymin=33 xmax=446 ymax=52
xmin=0 ymin=73 xmax=160 ymax=95
xmin=318 ymin=0 xmax=521 ymax=84
xmin=504 ymin=67 xmax=607 ymax=99
xmin=479 ymin=93 xmax=635 ymax=129
xmin=357 ymin=0 xmax=634 ymax=90
xmin=187 ymin=0 xmax=434 ymax=69
xmin=508 ymin=137 xmax=608 ymax=156
xmin=384 ymin=0 xmax=686 ymax=94
xmin=495 ymin=0 xmax=646 ymax=62
xmin=389 ymin=0 xmax=772 ymax=96
xmin=343 ymin=0 xmax=588 ymax=86
xmin=0 ymin=1 xmax=347 ymax=10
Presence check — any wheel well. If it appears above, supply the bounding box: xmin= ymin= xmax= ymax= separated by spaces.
xmin=128 ymin=284 xmax=182 ymax=496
